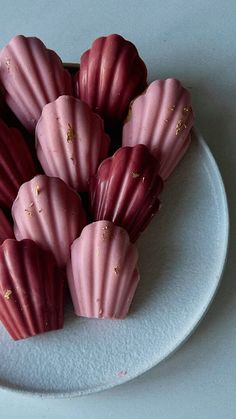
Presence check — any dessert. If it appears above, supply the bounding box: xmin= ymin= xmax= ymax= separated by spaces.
xmin=122 ymin=78 xmax=194 ymax=179
xmin=75 ymin=34 xmax=147 ymax=129
xmin=12 ymin=175 xmax=87 ymax=268
xmin=0 ymin=33 xmax=195 ymax=336
xmin=0 ymin=35 xmax=72 ymax=133
xmin=36 ymin=95 xmax=110 ymax=192
xmin=89 ymin=144 xmax=163 ymax=242
xmin=67 ymin=221 xmax=139 ymax=319
xmin=0 ymin=238 xmax=65 ymax=340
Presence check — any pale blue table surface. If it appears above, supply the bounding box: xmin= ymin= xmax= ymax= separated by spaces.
xmin=0 ymin=1 xmax=235 ymax=418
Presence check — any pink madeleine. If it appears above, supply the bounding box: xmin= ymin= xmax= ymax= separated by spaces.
xmin=122 ymin=79 xmax=194 ymax=179
xmin=0 ymin=35 xmax=72 ymax=133
xmin=75 ymin=34 xmax=147 ymax=127
xmin=0 ymin=209 xmax=14 ymax=244
xmin=0 ymin=118 xmax=36 ymax=209
xmin=0 ymin=239 xmax=65 ymax=340
xmin=89 ymin=144 xmax=163 ymax=242
xmin=36 ymin=95 xmax=110 ymax=192
xmin=12 ymin=175 xmax=87 ymax=268
xmin=67 ymin=221 xmax=139 ymax=319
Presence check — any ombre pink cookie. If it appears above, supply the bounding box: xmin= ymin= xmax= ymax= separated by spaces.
xmin=75 ymin=34 xmax=147 ymax=127
xmin=89 ymin=145 xmax=163 ymax=242
xmin=36 ymin=95 xmax=110 ymax=192
xmin=0 ymin=119 xmax=36 ymax=209
xmin=0 ymin=209 xmax=14 ymax=244
xmin=12 ymin=175 xmax=87 ymax=268
xmin=0 ymin=239 xmax=65 ymax=340
xmin=67 ymin=221 xmax=139 ymax=319
xmin=122 ymin=79 xmax=194 ymax=179
xmin=0 ymin=35 xmax=72 ymax=133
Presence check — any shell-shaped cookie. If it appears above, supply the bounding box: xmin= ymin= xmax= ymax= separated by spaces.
xmin=36 ymin=95 xmax=110 ymax=192
xmin=0 ymin=239 xmax=65 ymax=340
xmin=0 ymin=209 xmax=14 ymax=244
xmin=75 ymin=34 xmax=147 ymax=127
xmin=89 ymin=145 xmax=163 ymax=242
xmin=12 ymin=175 xmax=87 ymax=268
xmin=67 ymin=221 xmax=139 ymax=319
xmin=0 ymin=35 xmax=72 ymax=133
xmin=0 ymin=118 xmax=36 ymax=209
xmin=122 ymin=79 xmax=194 ymax=179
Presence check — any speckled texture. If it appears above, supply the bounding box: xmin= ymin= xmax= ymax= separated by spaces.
xmin=122 ymin=79 xmax=194 ymax=179
xmin=0 ymin=35 xmax=72 ymax=133
xmin=0 ymin=209 xmax=14 ymax=244
xmin=67 ymin=221 xmax=139 ymax=319
xmin=0 ymin=132 xmax=228 ymax=395
xmin=12 ymin=175 xmax=87 ymax=268
xmin=0 ymin=239 xmax=65 ymax=340
xmin=0 ymin=119 xmax=36 ymax=209
xmin=36 ymin=95 xmax=110 ymax=192
xmin=89 ymin=144 xmax=163 ymax=242
xmin=75 ymin=34 xmax=147 ymax=127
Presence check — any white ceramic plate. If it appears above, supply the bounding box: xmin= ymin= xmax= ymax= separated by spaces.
xmin=0 ymin=131 xmax=229 ymax=398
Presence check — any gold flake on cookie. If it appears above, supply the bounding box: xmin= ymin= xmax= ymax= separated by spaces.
xmin=35 ymin=185 xmax=40 ymax=196
xmin=66 ymin=123 xmax=76 ymax=143
xmin=132 ymin=172 xmax=140 ymax=178
xmin=3 ymin=289 xmax=12 ymax=300
xmin=176 ymin=119 xmax=187 ymax=135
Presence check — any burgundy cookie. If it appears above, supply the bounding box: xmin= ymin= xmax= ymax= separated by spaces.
xmin=90 ymin=144 xmax=163 ymax=242
xmin=0 ymin=239 xmax=65 ymax=340
xmin=75 ymin=34 xmax=147 ymax=127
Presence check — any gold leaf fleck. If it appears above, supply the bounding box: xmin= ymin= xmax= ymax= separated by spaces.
xmin=132 ymin=172 xmax=140 ymax=178
xmin=102 ymin=224 xmax=113 ymax=240
xmin=35 ymin=185 xmax=40 ymax=196
xmin=4 ymin=289 xmax=12 ymax=300
xmin=67 ymin=123 xmax=76 ymax=143
xmin=183 ymin=106 xmax=192 ymax=114
xmin=5 ymin=59 xmax=10 ymax=70
xmin=176 ymin=119 xmax=187 ymax=135
xmin=24 ymin=208 xmax=34 ymax=216
xmin=169 ymin=105 xmax=176 ymax=111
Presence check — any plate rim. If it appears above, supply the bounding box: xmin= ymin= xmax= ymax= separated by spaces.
xmin=0 ymin=129 xmax=229 ymax=399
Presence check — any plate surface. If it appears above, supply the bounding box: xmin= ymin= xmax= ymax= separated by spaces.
xmin=0 ymin=131 xmax=228 ymax=397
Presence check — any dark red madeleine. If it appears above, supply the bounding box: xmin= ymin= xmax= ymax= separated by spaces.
xmin=89 ymin=144 xmax=163 ymax=242
xmin=0 ymin=208 xmax=14 ymax=244
xmin=75 ymin=34 xmax=147 ymax=127
xmin=0 ymin=119 xmax=36 ymax=209
xmin=0 ymin=239 xmax=65 ymax=340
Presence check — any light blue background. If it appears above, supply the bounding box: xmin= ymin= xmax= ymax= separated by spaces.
xmin=0 ymin=1 xmax=235 ymax=418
